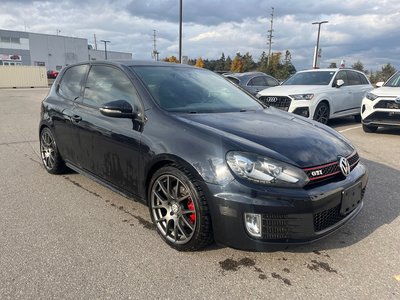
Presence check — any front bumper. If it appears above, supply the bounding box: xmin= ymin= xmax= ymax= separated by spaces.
xmin=203 ymin=163 xmax=368 ymax=251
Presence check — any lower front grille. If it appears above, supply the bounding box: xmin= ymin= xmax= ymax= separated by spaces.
xmin=262 ymin=214 xmax=289 ymax=239
xmin=374 ymin=100 xmax=400 ymax=109
xmin=259 ymin=96 xmax=291 ymax=111
xmin=313 ymin=187 xmax=365 ymax=232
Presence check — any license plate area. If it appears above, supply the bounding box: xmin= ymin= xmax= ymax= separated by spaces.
xmin=341 ymin=182 xmax=362 ymax=215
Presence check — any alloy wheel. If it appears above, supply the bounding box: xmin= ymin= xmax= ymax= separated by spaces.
xmin=151 ymin=174 xmax=197 ymax=244
xmin=40 ymin=130 xmax=56 ymax=170
xmin=314 ymin=104 xmax=329 ymax=124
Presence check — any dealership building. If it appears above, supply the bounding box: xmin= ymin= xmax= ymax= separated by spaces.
xmin=0 ymin=29 xmax=132 ymax=71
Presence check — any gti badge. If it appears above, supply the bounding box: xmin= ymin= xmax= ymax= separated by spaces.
xmin=311 ymin=170 xmax=323 ymax=177
xmin=339 ymin=157 xmax=351 ymax=177
xmin=395 ymin=96 xmax=400 ymax=104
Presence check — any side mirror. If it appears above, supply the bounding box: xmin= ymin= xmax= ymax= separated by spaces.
xmin=99 ymin=100 xmax=136 ymax=118
xmin=375 ymin=82 xmax=384 ymax=88
xmin=335 ymin=79 xmax=345 ymax=88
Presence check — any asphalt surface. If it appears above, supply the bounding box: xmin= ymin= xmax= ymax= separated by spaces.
xmin=0 ymin=88 xmax=399 ymax=299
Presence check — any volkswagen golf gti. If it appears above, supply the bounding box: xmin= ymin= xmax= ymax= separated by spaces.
xmin=39 ymin=61 xmax=368 ymax=251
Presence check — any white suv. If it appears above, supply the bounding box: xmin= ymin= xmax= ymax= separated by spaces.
xmin=361 ymin=71 xmax=400 ymax=132
xmin=257 ymin=69 xmax=373 ymax=124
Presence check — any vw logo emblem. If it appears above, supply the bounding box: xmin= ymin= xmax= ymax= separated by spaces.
xmin=395 ymin=97 xmax=400 ymax=104
xmin=339 ymin=157 xmax=351 ymax=177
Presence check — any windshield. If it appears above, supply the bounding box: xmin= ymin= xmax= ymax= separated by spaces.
xmin=385 ymin=72 xmax=400 ymax=87
xmin=131 ymin=66 xmax=263 ymax=113
xmin=283 ymin=71 xmax=335 ymax=85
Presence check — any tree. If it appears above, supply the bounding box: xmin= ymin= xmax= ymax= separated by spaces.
xmin=257 ymin=51 xmax=268 ymax=73
xmin=370 ymin=63 xmax=397 ymax=83
xmin=214 ymin=53 xmax=226 ymax=71
xmin=163 ymin=56 xmax=179 ymax=63
xmin=242 ymin=52 xmax=257 ymax=72
xmin=351 ymin=60 xmax=365 ymax=72
xmin=230 ymin=53 xmax=244 ymax=72
xmin=225 ymin=56 xmax=232 ymax=71
xmin=195 ymin=57 xmax=204 ymax=68
xmin=329 ymin=62 xmax=337 ymax=68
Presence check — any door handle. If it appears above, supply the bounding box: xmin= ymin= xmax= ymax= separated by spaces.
xmin=72 ymin=115 xmax=82 ymax=122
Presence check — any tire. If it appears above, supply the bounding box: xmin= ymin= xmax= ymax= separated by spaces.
xmin=40 ymin=127 xmax=66 ymax=174
xmin=362 ymin=124 xmax=378 ymax=133
xmin=313 ymin=102 xmax=330 ymax=125
xmin=148 ymin=165 xmax=213 ymax=251
xmin=354 ymin=114 xmax=362 ymax=122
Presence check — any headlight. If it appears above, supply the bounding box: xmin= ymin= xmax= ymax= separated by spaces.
xmin=226 ymin=151 xmax=309 ymax=188
xmin=365 ymin=92 xmax=378 ymax=101
xmin=255 ymin=93 xmax=261 ymax=99
xmin=289 ymin=94 xmax=314 ymax=100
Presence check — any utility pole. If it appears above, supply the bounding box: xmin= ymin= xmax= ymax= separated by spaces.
xmin=267 ymin=7 xmax=274 ymax=66
xmin=312 ymin=21 xmax=328 ymax=68
xmin=179 ymin=0 xmax=183 ymax=63
xmin=56 ymin=29 xmax=61 ymax=36
xmin=100 ymin=40 xmax=110 ymax=60
xmin=94 ymin=34 xmax=98 ymax=50
xmin=152 ymin=30 xmax=159 ymax=61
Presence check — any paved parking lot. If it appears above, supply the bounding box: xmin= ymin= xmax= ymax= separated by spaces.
xmin=0 ymin=88 xmax=399 ymax=299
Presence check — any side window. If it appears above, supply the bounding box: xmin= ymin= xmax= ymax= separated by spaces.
xmin=58 ymin=64 xmax=88 ymax=100
xmin=335 ymin=71 xmax=348 ymax=86
xmin=83 ymin=65 xmax=141 ymax=111
xmin=347 ymin=71 xmax=362 ymax=85
xmin=248 ymin=76 xmax=267 ymax=86
xmin=226 ymin=77 xmax=240 ymax=85
xmin=357 ymin=73 xmax=369 ymax=85
xmin=266 ymin=77 xmax=279 ymax=87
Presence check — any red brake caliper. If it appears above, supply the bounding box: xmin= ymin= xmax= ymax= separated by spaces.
xmin=187 ymin=198 xmax=196 ymax=224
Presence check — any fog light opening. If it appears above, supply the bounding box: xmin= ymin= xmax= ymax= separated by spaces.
xmin=244 ymin=213 xmax=262 ymax=238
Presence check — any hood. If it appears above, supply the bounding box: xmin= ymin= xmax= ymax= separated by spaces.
xmin=372 ymin=86 xmax=400 ymax=97
xmin=175 ymin=108 xmax=354 ymax=168
xmin=258 ymin=84 xmax=330 ymax=96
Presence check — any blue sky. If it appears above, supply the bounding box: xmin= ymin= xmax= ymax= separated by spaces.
xmin=1 ymin=0 xmax=399 ymax=71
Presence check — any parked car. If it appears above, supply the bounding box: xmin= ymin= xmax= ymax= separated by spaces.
xmin=224 ymin=72 xmax=279 ymax=95
xmin=39 ymin=61 xmax=368 ymax=251
xmin=256 ymin=68 xmax=373 ymax=124
xmin=47 ymin=70 xmax=59 ymax=79
xmin=361 ymin=71 xmax=400 ymax=132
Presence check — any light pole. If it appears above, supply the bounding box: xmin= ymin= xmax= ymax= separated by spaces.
xmin=312 ymin=21 xmax=328 ymax=68
xmin=179 ymin=0 xmax=183 ymax=63
xmin=100 ymin=40 xmax=110 ymax=60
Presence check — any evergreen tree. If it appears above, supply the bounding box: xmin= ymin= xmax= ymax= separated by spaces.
xmin=329 ymin=62 xmax=337 ymax=68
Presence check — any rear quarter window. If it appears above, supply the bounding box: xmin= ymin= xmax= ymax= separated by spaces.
xmin=58 ymin=64 xmax=89 ymax=101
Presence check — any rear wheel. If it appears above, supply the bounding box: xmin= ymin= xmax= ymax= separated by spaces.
xmin=40 ymin=127 xmax=66 ymax=174
xmin=362 ymin=124 xmax=378 ymax=133
xmin=313 ymin=102 xmax=330 ymax=125
xmin=148 ymin=165 xmax=213 ymax=251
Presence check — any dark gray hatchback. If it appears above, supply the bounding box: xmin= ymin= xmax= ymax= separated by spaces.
xmin=39 ymin=60 xmax=368 ymax=251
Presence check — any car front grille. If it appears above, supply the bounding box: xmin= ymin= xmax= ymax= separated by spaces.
xmin=304 ymin=152 xmax=359 ymax=184
xmin=262 ymin=214 xmax=289 ymax=239
xmin=258 ymin=96 xmax=291 ymax=111
xmin=313 ymin=187 xmax=365 ymax=232
xmin=374 ymin=100 xmax=400 ymax=109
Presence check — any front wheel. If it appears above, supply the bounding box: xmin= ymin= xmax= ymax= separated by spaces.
xmin=313 ymin=102 xmax=330 ymax=125
xmin=148 ymin=165 xmax=213 ymax=251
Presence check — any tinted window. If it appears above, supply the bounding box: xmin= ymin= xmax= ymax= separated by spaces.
xmin=266 ymin=77 xmax=279 ymax=86
xmin=357 ymin=73 xmax=369 ymax=85
xmin=58 ymin=64 xmax=88 ymax=100
xmin=335 ymin=71 xmax=348 ymax=85
xmin=385 ymin=71 xmax=400 ymax=87
xmin=133 ymin=66 xmax=263 ymax=113
xmin=283 ymin=71 xmax=334 ymax=85
xmin=248 ymin=76 xmax=266 ymax=86
xmin=347 ymin=71 xmax=362 ymax=85
xmin=83 ymin=65 xmax=141 ymax=110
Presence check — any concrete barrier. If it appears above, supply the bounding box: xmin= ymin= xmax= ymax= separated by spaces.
xmin=0 ymin=66 xmax=48 ymax=88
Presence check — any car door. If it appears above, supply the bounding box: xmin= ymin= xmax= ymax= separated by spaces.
xmin=347 ymin=70 xmax=371 ymax=110
xmin=52 ymin=64 xmax=89 ymax=166
xmin=331 ymin=70 xmax=353 ymax=115
xmin=73 ymin=64 xmax=144 ymax=195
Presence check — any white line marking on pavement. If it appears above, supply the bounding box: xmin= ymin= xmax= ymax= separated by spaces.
xmin=338 ymin=125 xmax=361 ymax=133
